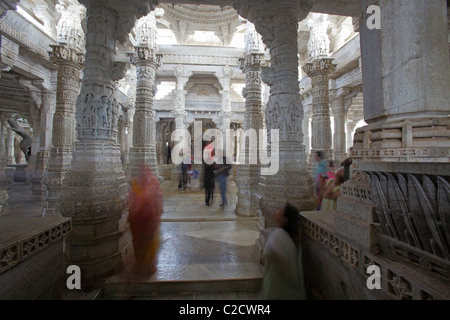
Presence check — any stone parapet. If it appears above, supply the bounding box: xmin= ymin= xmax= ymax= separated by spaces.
xmin=300 ymin=210 xmax=450 ymax=300
xmin=0 ymin=216 xmax=71 ymax=299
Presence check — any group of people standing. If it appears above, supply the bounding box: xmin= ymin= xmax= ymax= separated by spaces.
xmin=313 ymin=148 xmax=353 ymax=211
xmin=203 ymin=156 xmax=232 ymax=207
xmin=178 ymin=142 xmax=232 ymax=208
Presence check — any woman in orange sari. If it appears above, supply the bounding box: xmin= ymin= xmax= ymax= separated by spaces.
xmin=128 ymin=164 xmax=163 ymax=276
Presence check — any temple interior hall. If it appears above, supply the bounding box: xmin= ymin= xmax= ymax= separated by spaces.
xmin=0 ymin=0 xmax=449 ymax=301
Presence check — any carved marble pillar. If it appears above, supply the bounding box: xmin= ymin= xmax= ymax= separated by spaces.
xmin=355 ymin=0 xmax=450 ymax=164
xmin=31 ymin=91 xmax=56 ymax=201
xmin=216 ymin=66 xmax=233 ymax=153
xmin=43 ymin=45 xmax=83 ymax=216
xmin=6 ymin=125 xmax=14 ymax=164
xmin=235 ymin=22 xmax=265 ymax=217
xmin=172 ymin=65 xmax=192 ymax=131
xmin=171 ymin=65 xmax=191 ymax=182
xmin=335 ymin=0 xmax=450 ymax=271
xmin=0 ymin=117 xmax=11 ymax=189
xmin=127 ymin=45 xmax=162 ymax=181
xmin=301 ymin=93 xmax=312 ymax=164
xmin=57 ymin=0 xmax=155 ymax=281
xmin=234 ymin=0 xmax=316 ymax=231
xmin=303 ymin=59 xmax=336 ymax=165
xmin=330 ymin=87 xmax=351 ymax=163
xmin=0 ymin=118 xmax=6 ymax=163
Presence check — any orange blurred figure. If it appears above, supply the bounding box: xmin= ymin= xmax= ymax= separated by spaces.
xmin=128 ymin=164 xmax=163 ymax=276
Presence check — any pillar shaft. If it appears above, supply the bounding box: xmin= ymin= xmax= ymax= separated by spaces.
xmin=331 ymin=87 xmax=351 ymax=162
xmin=236 ymin=49 xmax=264 ymax=217
xmin=303 ymin=58 xmax=336 ymax=162
xmin=43 ymin=45 xmax=83 ymax=216
xmin=127 ymin=45 xmax=162 ymax=180
xmin=355 ymin=0 xmax=450 ymax=164
xmin=234 ymin=0 xmax=316 ymax=230
xmin=58 ymin=2 xmax=139 ymax=281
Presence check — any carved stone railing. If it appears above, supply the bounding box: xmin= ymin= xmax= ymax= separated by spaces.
xmin=300 ymin=210 xmax=449 ymax=300
xmin=0 ymin=217 xmax=71 ymax=275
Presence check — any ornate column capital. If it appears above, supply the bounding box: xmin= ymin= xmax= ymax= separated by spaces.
xmin=239 ymin=53 xmax=264 ymax=72
xmin=171 ymin=109 xmax=187 ymax=118
xmin=303 ymin=58 xmax=337 ymax=77
xmin=50 ymin=44 xmax=84 ymax=65
xmin=233 ymin=0 xmax=311 ymax=48
xmin=128 ymin=46 xmax=163 ymax=67
xmin=174 ymin=65 xmax=192 ymax=89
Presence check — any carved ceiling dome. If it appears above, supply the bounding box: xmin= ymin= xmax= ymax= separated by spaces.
xmin=158 ymin=4 xmax=244 ymax=46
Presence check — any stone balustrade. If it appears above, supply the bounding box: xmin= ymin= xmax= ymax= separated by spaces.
xmin=0 ymin=216 xmax=71 ymax=299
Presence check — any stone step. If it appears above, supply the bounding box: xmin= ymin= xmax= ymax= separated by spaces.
xmin=63 ymin=288 xmax=103 ymax=300
xmin=102 ymin=276 xmax=262 ymax=299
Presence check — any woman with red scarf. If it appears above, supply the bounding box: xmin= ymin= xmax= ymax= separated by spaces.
xmin=128 ymin=164 xmax=163 ymax=276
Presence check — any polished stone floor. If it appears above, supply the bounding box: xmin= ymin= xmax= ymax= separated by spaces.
xmin=1 ymin=178 xmax=263 ymax=299
xmin=104 ymin=179 xmax=263 ymax=299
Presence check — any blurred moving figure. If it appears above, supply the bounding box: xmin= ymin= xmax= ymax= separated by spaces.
xmin=262 ymin=203 xmax=306 ymax=300
xmin=128 ymin=164 xmax=163 ymax=276
xmin=321 ymin=170 xmax=344 ymax=211
xmin=215 ymin=156 xmax=232 ymax=207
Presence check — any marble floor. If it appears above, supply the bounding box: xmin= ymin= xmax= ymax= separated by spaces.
xmin=104 ymin=180 xmax=263 ymax=299
xmin=1 ymin=178 xmax=263 ymax=299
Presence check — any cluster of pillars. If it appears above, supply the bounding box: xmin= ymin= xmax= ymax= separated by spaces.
xmin=2 ymin=0 xmax=448 ymax=282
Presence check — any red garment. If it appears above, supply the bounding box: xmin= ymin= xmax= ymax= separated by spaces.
xmin=128 ymin=164 xmax=163 ymax=275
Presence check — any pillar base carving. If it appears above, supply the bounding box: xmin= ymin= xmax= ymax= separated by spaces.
xmin=353 ymin=116 xmax=450 ymax=163
xmin=58 ymin=141 xmax=131 ymax=281
xmin=235 ymin=164 xmax=261 ymax=217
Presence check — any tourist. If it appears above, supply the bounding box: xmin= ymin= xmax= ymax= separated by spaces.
xmin=314 ymin=151 xmax=328 ymax=197
xmin=262 ymin=203 xmax=306 ymax=300
xmin=214 ymin=156 xmax=232 ymax=207
xmin=128 ymin=164 xmax=163 ymax=276
xmin=341 ymin=147 xmax=353 ymax=182
xmin=326 ymin=160 xmax=337 ymax=180
xmin=178 ymin=157 xmax=188 ymax=190
xmin=316 ymin=173 xmax=331 ymax=210
xmin=204 ymin=162 xmax=215 ymax=206
xmin=191 ymin=168 xmax=199 ymax=191
xmin=321 ymin=170 xmax=344 ymax=211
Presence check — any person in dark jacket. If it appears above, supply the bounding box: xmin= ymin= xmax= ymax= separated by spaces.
xmin=341 ymin=147 xmax=353 ymax=182
xmin=204 ymin=162 xmax=215 ymax=206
